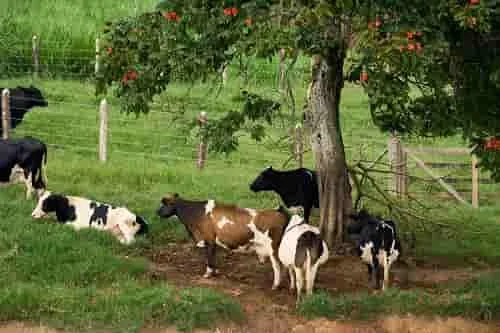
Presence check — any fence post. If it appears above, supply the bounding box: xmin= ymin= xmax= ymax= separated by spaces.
xmin=222 ymin=65 xmax=229 ymax=86
xmin=98 ymin=99 xmax=108 ymax=162
xmin=471 ymin=154 xmax=479 ymax=208
xmin=388 ymin=134 xmax=404 ymax=197
xmin=32 ymin=35 xmax=40 ymax=80
xmin=2 ymin=89 xmax=10 ymax=140
xmin=295 ymin=123 xmax=304 ymax=168
xmin=197 ymin=112 xmax=208 ymax=169
xmin=95 ymin=38 xmax=101 ymax=76
xmin=278 ymin=48 xmax=286 ymax=92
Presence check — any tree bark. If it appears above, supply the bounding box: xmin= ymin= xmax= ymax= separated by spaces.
xmin=306 ymin=48 xmax=352 ymax=249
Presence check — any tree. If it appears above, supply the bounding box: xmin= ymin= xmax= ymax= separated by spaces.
xmin=97 ymin=0 xmax=500 ymax=248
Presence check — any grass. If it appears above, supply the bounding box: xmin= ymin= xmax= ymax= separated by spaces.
xmin=298 ymin=271 xmax=500 ymax=322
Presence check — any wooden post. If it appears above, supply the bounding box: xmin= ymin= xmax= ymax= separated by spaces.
xmin=471 ymin=154 xmax=479 ymax=208
xmin=2 ymin=89 xmax=10 ymax=140
xmin=278 ymin=48 xmax=286 ymax=92
xmin=98 ymin=99 xmax=108 ymax=162
xmin=32 ymin=35 xmax=40 ymax=80
xmin=401 ymin=148 xmax=408 ymax=197
xmin=388 ymin=135 xmax=402 ymax=197
xmin=222 ymin=65 xmax=229 ymax=86
xmin=95 ymin=38 xmax=100 ymax=76
xmin=197 ymin=112 xmax=208 ymax=169
xmin=295 ymin=123 xmax=304 ymax=168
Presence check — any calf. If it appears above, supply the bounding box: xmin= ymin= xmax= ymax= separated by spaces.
xmin=157 ymin=193 xmax=288 ymax=289
xmin=0 ymin=86 xmax=48 ymax=137
xmin=0 ymin=136 xmax=47 ymax=198
xmin=31 ymin=191 xmax=148 ymax=244
xmin=261 ymin=214 xmax=328 ymax=304
xmin=347 ymin=209 xmax=401 ymax=291
xmin=250 ymin=167 xmax=319 ymax=222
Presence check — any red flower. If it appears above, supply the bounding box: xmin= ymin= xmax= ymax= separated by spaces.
xmin=122 ymin=70 xmax=138 ymax=84
xmin=106 ymin=47 xmax=113 ymax=56
xmin=223 ymin=7 xmax=239 ymax=17
xmin=244 ymin=17 xmax=253 ymax=27
xmin=469 ymin=0 xmax=480 ymax=5
xmin=163 ymin=11 xmax=180 ymax=22
xmin=360 ymin=70 xmax=368 ymax=82
xmin=407 ymin=31 xmax=415 ymax=40
xmin=407 ymin=43 xmax=415 ymax=51
xmin=485 ymin=137 xmax=500 ymax=150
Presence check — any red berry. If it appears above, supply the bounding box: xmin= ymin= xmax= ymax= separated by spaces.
xmin=223 ymin=8 xmax=232 ymax=16
xmin=231 ymin=7 xmax=239 ymax=16
xmin=469 ymin=0 xmax=480 ymax=5
xmin=407 ymin=43 xmax=415 ymax=51
xmin=163 ymin=11 xmax=179 ymax=22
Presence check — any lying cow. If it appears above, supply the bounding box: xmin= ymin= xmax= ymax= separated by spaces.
xmin=0 ymin=136 xmax=47 ymax=198
xmin=249 ymin=214 xmax=328 ymax=304
xmin=157 ymin=193 xmax=288 ymax=289
xmin=0 ymin=86 xmax=48 ymax=137
xmin=250 ymin=167 xmax=319 ymax=222
xmin=31 ymin=191 xmax=148 ymax=244
xmin=348 ymin=209 xmax=401 ymax=291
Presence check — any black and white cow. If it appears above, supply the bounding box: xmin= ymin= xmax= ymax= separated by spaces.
xmin=0 ymin=86 xmax=48 ymax=137
xmin=0 ymin=136 xmax=47 ymax=198
xmin=31 ymin=192 xmax=148 ymax=244
xmin=347 ymin=209 xmax=401 ymax=291
xmin=250 ymin=167 xmax=319 ymax=222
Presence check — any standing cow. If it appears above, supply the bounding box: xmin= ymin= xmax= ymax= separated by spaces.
xmin=250 ymin=167 xmax=319 ymax=222
xmin=157 ymin=193 xmax=289 ymax=289
xmin=0 ymin=86 xmax=48 ymax=137
xmin=0 ymin=136 xmax=47 ymax=198
xmin=348 ymin=209 xmax=402 ymax=291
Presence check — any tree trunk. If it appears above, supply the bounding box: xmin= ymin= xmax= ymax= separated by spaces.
xmin=306 ymin=49 xmax=352 ymax=249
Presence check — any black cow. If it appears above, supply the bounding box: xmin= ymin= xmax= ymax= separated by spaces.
xmin=0 ymin=136 xmax=47 ymax=198
xmin=250 ymin=167 xmax=319 ymax=222
xmin=347 ymin=209 xmax=402 ymax=291
xmin=0 ymin=86 xmax=48 ymax=137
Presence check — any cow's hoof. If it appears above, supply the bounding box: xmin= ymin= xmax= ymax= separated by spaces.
xmin=272 ymin=284 xmax=280 ymax=290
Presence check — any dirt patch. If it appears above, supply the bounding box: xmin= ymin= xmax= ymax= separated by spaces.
xmin=0 ymin=322 xmax=63 ymax=333
xmin=144 ymin=242 xmax=497 ymax=333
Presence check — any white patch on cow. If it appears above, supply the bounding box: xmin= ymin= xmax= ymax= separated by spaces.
xmin=196 ymin=240 xmax=206 ymax=248
xmin=288 ymin=206 xmax=305 ymax=216
xmin=31 ymin=191 xmax=52 ymax=218
xmin=245 ymin=208 xmax=257 ymax=217
xmin=360 ymin=242 xmax=374 ymax=266
xmin=388 ymin=248 xmax=400 ymax=266
xmin=205 ymin=200 xmax=215 ymax=215
xmin=247 ymin=223 xmax=274 ymax=263
xmin=203 ymin=266 xmax=214 ymax=278
xmin=217 ymin=216 xmax=234 ymax=229
xmin=9 ymin=164 xmax=24 ymax=183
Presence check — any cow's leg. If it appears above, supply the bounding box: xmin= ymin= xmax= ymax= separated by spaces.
xmin=288 ymin=267 xmax=296 ymax=291
xmin=294 ymin=267 xmax=304 ymax=305
xmin=204 ymin=241 xmax=217 ymax=278
xmin=382 ymin=250 xmax=389 ymax=291
xmin=306 ymin=262 xmax=319 ymax=296
xmin=303 ymin=203 xmax=312 ymax=223
xmin=270 ymin=254 xmax=282 ymax=290
xmin=24 ymin=172 xmax=33 ymax=199
xmin=373 ymin=257 xmax=382 ymax=290
xmin=367 ymin=264 xmax=373 ymax=284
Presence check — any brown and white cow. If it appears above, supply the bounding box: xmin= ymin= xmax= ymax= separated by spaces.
xmin=157 ymin=193 xmax=289 ymax=289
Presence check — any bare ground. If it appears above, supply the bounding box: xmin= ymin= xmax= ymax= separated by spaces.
xmin=2 ymin=241 xmax=499 ymax=333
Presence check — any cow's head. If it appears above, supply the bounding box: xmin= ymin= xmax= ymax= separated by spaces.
xmin=111 ymin=208 xmax=149 ymax=243
xmin=157 ymin=193 xmax=180 ymax=219
xmin=250 ymin=166 xmax=276 ymax=192
xmin=347 ymin=209 xmax=379 ymax=234
xmin=20 ymin=86 xmax=48 ymax=108
xmin=31 ymin=191 xmax=76 ymax=222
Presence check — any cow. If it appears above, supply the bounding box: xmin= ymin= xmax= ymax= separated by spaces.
xmin=347 ymin=209 xmax=402 ymax=291
xmin=249 ymin=213 xmax=328 ymax=304
xmin=250 ymin=167 xmax=319 ymax=222
xmin=157 ymin=193 xmax=289 ymax=289
xmin=31 ymin=191 xmax=148 ymax=244
xmin=0 ymin=86 xmax=48 ymax=137
xmin=0 ymin=136 xmax=47 ymax=198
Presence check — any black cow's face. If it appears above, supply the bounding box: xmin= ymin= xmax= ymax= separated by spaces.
xmin=157 ymin=193 xmax=179 ymax=219
xmin=250 ymin=167 xmax=275 ymax=192
xmin=22 ymin=86 xmax=48 ymax=108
